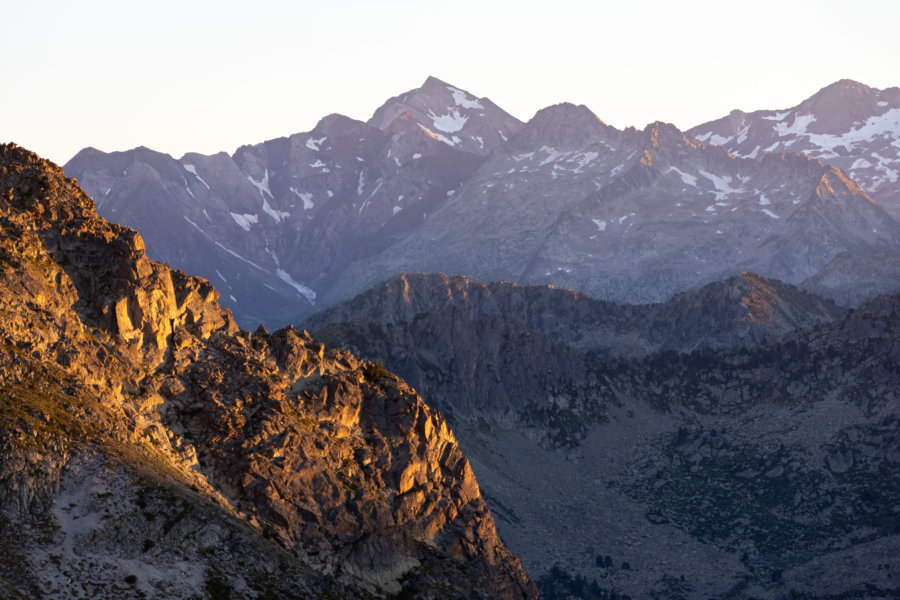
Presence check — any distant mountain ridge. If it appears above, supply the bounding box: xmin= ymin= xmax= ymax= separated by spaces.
xmin=690 ymin=79 xmax=900 ymax=216
xmin=302 ymin=271 xmax=847 ymax=357
xmin=64 ymin=77 xmax=900 ymax=327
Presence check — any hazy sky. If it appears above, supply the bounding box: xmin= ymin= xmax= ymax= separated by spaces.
xmin=3 ymin=0 xmax=898 ymax=165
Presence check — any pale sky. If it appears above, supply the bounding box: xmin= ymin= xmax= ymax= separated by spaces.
xmin=3 ymin=0 xmax=898 ymax=166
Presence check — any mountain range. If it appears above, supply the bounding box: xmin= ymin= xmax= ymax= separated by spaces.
xmin=64 ymin=77 xmax=900 ymax=328
xmin=7 ymin=75 xmax=900 ymax=599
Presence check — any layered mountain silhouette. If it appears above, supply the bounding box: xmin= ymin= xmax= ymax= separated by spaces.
xmin=21 ymin=75 xmax=900 ymax=599
xmin=302 ymin=271 xmax=846 ymax=357
xmin=65 ymin=78 xmax=900 ymax=328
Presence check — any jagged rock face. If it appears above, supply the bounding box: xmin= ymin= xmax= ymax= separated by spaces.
xmin=0 ymin=144 xmax=536 ymax=600
xmin=305 ymin=270 xmax=900 ymax=598
xmin=690 ymin=79 xmax=900 ymax=218
xmin=67 ymin=79 xmax=900 ymax=329
xmin=65 ymin=78 xmax=520 ymax=329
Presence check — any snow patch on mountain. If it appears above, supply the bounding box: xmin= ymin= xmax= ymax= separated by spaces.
xmin=247 ymin=171 xmax=273 ymax=199
xmin=418 ymin=124 xmax=456 ymax=147
xmin=762 ymin=110 xmax=791 ymax=122
xmin=183 ymin=164 xmax=210 ymax=189
xmin=262 ymin=198 xmax=290 ymax=223
xmin=667 ymin=166 xmax=698 ymax=186
xmin=570 ymin=152 xmax=599 ymax=171
xmin=539 ymin=146 xmax=569 ymax=165
xmin=276 ymin=268 xmax=316 ymax=303
xmin=230 ymin=212 xmax=259 ymax=231
xmin=183 ymin=216 xmax=213 ymax=240
xmin=428 ymin=108 xmax=469 ymax=133
xmin=699 ymin=170 xmax=744 ymax=200
xmin=448 ymin=86 xmax=483 ymax=110
xmin=291 ymin=188 xmax=314 ymax=210
xmin=306 ymin=137 xmax=326 ymax=151
xmin=696 ymin=132 xmax=734 ymax=146
xmin=804 ymin=108 xmax=900 ymax=155
xmin=183 ymin=178 xmax=196 ymax=200
xmin=774 ymin=113 xmax=817 ymax=137
xmin=215 ymin=241 xmax=264 ymax=270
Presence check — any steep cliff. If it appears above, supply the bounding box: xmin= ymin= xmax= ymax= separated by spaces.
xmin=0 ymin=143 xmax=535 ymax=600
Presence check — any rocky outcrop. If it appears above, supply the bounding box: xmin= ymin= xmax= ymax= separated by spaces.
xmin=0 ymin=143 xmax=536 ymax=599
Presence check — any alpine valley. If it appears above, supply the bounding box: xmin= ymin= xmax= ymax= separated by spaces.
xmin=1 ymin=76 xmax=899 ymax=599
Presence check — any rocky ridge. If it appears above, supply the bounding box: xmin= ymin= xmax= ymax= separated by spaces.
xmin=0 ymin=143 xmax=535 ymax=600
xmin=691 ymin=80 xmax=900 ymax=305
xmin=303 ymin=271 xmax=846 ymax=357
xmin=304 ymin=271 xmax=900 ymax=598
xmin=332 ymin=117 xmax=900 ymax=309
xmin=691 ymin=79 xmax=900 ymax=215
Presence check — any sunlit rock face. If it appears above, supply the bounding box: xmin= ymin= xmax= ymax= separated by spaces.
xmin=0 ymin=143 xmax=536 ymax=600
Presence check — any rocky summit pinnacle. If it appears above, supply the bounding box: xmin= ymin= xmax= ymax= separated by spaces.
xmin=0 ymin=143 xmax=536 ymax=600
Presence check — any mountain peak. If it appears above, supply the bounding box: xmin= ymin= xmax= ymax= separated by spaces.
xmin=368 ymin=77 xmax=523 ymax=156
xmin=533 ymin=102 xmax=605 ymax=125
xmin=421 ymin=74 xmax=453 ymax=89
xmin=793 ymin=78 xmax=891 ymax=124
xmin=509 ymin=103 xmax=609 ymax=149
xmin=803 ymin=78 xmax=877 ymax=106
